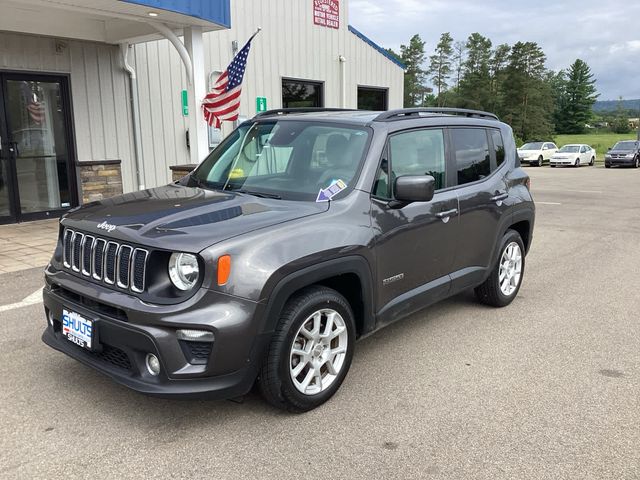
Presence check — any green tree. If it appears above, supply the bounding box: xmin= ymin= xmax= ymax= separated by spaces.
xmin=501 ymin=41 xmax=553 ymax=140
xmin=456 ymin=33 xmax=493 ymax=109
xmin=612 ymin=97 xmax=631 ymax=134
xmin=554 ymin=59 xmax=598 ymax=133
xmin=398 ymin=34 xmax=427 ymax=107
xmin=427 ymin=32 xmax=454 ymax=106
xmin=452 ymin=41 xmax=466 ymax=90
xmin=488 ymin=43 xmax=510 ymax=113
xmin=547 ymin=70 xmax=568 ymax=132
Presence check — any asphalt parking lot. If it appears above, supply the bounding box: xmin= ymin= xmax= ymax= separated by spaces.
xmin=1 ymin=165 xmax=638 ymax=480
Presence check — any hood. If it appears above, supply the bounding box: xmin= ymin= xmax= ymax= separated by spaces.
xmin=609 ymin=149 xmax=636 ymax=155
xmin=61 ymin=184 xmax=329 ymax=252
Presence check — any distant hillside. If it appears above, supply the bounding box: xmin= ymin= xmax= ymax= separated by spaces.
xmin=593 ymin=99 xmax=640 ymax=112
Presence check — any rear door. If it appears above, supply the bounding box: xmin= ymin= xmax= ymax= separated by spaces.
xmin=371 ymin=127 xmax=459 ymax=325
xmin=449 ymin=127 xmax=510 ymax=289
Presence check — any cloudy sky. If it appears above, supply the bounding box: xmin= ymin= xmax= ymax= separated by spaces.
xmin=348 ymin=0 xmax=640 ymax=100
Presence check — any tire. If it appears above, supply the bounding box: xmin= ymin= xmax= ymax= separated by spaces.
xmin=589 ymin=157 xmax=595 ymax=166
xmin=634 ymin=157 xmax=639 ymax=169
xmin=537 ymin=156 xmax=543 ymax=167
xmin=550 ymin=164 xmax=556 ymax=168
xmin=605 ymin=164 xmax=611 ymax=169
xmin=475 ymin=230 xmax=525 ymax=308
xmin=259 ymin=286 xmax=355 ymax=413
xmin=575 ymin=158 xmax=580 ymax=167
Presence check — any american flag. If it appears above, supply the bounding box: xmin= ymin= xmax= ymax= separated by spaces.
xmin=202 ymin=33 xmax=258 ymax=128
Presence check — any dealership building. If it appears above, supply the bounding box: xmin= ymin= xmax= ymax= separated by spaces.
xmin=0 ymin=0 xmax=404 ymax=224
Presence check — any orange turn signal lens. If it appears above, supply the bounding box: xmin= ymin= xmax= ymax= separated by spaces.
xmin=217 ymin=255 xmax=231 ymax=286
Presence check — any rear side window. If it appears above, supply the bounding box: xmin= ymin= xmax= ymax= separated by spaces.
xmin=452 ymin=128 xmax=490 ymax=185
xmin=490 ymin=130 xmax=505 ymax=168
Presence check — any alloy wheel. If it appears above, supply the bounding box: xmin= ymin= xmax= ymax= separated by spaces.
xmin=498 ymin=242 xmax=522 ymax=296
xmin=289 ymin=309 xmax=348 ymax=395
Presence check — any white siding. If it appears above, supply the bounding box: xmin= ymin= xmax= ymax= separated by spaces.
xmin=132 ymin=0 xmax=404 ymax=189
xmin=0 ymin=31 xmax=137 ymax=192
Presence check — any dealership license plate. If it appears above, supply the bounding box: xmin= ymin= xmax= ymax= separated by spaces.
xmin=62 ymin=309 xmax=93 ymax=349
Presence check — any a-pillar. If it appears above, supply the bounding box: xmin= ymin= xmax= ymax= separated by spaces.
xmin=184 ymin=26 xmax=209 ymax=164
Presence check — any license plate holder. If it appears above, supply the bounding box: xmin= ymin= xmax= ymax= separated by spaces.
xmin=62 ymin=309 xmax=95 ymax=350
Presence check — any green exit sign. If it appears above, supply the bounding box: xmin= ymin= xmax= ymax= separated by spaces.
xmin=256 ymin=96 xmax=268 ymax=113
xmin=181 ymin=90 xmax=188 ymax=116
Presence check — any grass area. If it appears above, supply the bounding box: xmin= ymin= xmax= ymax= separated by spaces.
xmin=553 ymin=132 xmax=639 ymax=161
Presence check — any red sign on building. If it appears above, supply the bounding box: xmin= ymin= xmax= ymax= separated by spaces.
xmin=313 ymin=0 xmax=339 ymax=29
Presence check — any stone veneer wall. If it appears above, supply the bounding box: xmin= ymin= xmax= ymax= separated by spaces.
xmin=78 ymin=160 xmax=123 ymax=203
xmin=169 ymin=164 xmax=198 ymax=183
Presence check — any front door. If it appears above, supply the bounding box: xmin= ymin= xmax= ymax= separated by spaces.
xmin=371 ymin=128 xmax=459 ymax=326
xmin=0 ymin=73 xmax=77 ymax=224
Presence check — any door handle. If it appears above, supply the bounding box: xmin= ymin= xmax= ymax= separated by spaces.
xmin=436 ymin=208 xmax=458 ymax=219
xmin=491 ymin=192 xmax=508 ymax=202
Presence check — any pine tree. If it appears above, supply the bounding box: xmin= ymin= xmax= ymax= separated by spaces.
xmin=399 ymin=35 xmax=427 ymax=107
xmin=501 ymin=42 xmax=553 ymax=140
xmin=427 ymin=32 xmax=454 ymax=106
xmin=452 ymin=41 xmax=466 ymax=90
xmin=555 ymin=59 xmax=598 ymax=134
xmin=488 ymin=44 xmax=510 ymax=113
xmin=457 ymin=33 xmax=493 ymax=109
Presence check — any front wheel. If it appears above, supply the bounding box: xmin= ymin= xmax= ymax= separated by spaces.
xmin=259 ymin=286 xmax=355 ymax=413
xmin=537 ymin=156 xmax=543 ymax=167
xmin=634 ymin=157 xmax=639 ymax=169
xmin=575 ymin=158 xmax=580 ymax=167
xmin=475 ymin=230 xmax=525 ymax=307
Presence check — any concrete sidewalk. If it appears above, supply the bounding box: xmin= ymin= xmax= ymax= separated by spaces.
xmin=0 ymin=219 xmax=58 ymax=274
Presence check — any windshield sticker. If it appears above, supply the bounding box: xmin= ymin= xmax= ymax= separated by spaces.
xmin=316 ymin=179 xmax=347 ymax=202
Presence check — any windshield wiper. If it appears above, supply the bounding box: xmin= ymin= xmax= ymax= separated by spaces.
xmin=234 ymin=189 xmax=282 ymax=200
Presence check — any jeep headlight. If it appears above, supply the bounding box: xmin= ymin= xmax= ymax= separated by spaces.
xmin=168 ymin=253 xmax=200 ymax=291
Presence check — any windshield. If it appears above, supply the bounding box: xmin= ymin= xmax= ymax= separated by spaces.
xmin=558 ymin=145 xmax=580 ymax=153
xmin=190 ymin=121 xmax=371 ymax=201
xmin=613 ymin=141 xmax=638 ymax=150
xmin=520 ymin=142 xmax=543 ymax=150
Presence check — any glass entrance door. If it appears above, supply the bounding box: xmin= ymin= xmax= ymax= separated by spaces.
xmin=0 ymin=73 xmax=77 ymax=223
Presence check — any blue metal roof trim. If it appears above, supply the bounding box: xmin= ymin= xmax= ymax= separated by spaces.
xmin=121 ymin=0 xmax=231 ymax=28
xmin=348 ymin=25 xmax=406 ymax=70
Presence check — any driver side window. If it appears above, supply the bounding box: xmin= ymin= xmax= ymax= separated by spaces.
xmin=373 ymin=129 xmax=446 ymax=200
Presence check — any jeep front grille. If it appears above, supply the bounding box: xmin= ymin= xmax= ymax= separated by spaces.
xmin=63 ymin=229 xmax=148 ymax=293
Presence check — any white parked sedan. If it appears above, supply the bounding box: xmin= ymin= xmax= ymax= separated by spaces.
xmin=517 ymin=141 xmax=558 ymax=166
xmin=550 ymin=144 xmax=596 ymax=167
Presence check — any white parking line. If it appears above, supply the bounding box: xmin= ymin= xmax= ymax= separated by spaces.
xmin=0 ymin=289 xmax=42 ymax=313
xmin=536 ymin=201 xmax=562 ymax=205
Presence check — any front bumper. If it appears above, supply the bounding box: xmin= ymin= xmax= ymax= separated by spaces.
xmin=550 ymin=159 xmax=574 ymax=166
xmin=41 ymin=266 xmax=269 ymax=399
xmin=605 ymin=157 xmax=635 ymax=167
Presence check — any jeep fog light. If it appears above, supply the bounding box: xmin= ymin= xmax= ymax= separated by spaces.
xmin=176 ymin=329 xmax=215 ymax=342
xmin=145 ymin=353 xmax=161 ymax=376
xmin=168 ymin=252 xmax=199 ymax=291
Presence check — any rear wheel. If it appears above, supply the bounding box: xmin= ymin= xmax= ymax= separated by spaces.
xmin=475 ymin=230 xmax=525 ymax=308
xmin=259 ymin=286 xmax=355 ymax=413
xmin=589 ymin=156 xmax=595 ymax=166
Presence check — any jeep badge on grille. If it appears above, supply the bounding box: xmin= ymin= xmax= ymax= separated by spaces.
xmin=96 ymin=221 xmax=117 ymax=233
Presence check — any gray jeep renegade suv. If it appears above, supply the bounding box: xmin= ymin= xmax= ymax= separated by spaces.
xmin=42 ymin=107 xmax=535 ymax=412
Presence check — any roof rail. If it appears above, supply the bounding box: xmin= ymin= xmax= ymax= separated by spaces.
xmin=374 ymin=107 xmax=499 ymax=122
xmin=254 ymin=108 xmax=357 ymax=118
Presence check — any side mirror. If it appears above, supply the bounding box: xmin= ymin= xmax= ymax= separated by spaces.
xmin=391 ymin=175 xmax=435 ymax=208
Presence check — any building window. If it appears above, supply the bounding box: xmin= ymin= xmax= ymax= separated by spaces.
xmin=357 ymin=86 xmax=388 ymax=111
xmin=282 ymin=79 xmax=323 ymax=108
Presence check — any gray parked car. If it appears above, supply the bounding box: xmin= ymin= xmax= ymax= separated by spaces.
xmin=605 ymin=140 xmax=640 ymax=168
xmin=42 ymin=107 xmax=535 ymax=412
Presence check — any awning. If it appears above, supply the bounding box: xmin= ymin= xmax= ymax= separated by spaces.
xmin=0 ymin=0 xmax=231 ymax=44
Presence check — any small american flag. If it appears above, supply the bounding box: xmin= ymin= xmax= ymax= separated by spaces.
xmin=202 ymin=32 xmax=259 ymax=128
